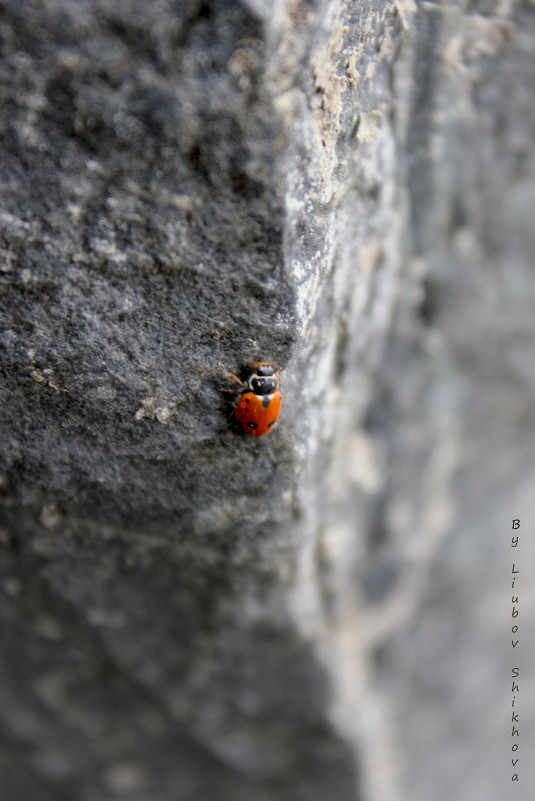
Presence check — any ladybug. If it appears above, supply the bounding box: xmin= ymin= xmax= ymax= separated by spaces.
xmin=227 ymin=362 xmax=282 ymax=437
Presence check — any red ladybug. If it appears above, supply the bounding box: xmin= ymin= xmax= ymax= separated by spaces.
xmin=228 ymin=362 xmax=282 ymax=437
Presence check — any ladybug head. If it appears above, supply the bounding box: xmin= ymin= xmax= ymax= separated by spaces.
xmin=256 ymin=365 xmax=274 ymax=377
xmin=249 ymin=364 xmax=280 ymax=395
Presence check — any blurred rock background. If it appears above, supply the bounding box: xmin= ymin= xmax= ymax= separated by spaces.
xmin=1 ymin=1 xmax=534 ymax=800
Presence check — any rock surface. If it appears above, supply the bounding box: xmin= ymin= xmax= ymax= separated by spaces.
xmin=1 ymin=1 xmax=535 ymax=800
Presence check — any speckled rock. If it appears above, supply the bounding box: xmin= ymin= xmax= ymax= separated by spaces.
xmin=1 ymin=1 xmax=535 ymax=800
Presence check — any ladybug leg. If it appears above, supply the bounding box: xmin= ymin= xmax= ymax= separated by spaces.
xmin=251 ymin=358 xmax=280 ymax=369
xmin=225 ymin=373 xmax=245 ymax=386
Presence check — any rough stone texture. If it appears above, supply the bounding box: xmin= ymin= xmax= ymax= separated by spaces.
xmin=1 ymin=1 xmax=535 ymax=800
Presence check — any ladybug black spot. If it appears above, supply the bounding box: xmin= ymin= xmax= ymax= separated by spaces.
xmin=248 ymin=422 xmax=258 ymax=429
xmin=267 ymin=420 xmax=275 ymax=427
xmin=245 ymin=398 xmax=250 ymax=403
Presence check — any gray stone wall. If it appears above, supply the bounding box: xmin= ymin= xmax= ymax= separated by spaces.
xmin=1 ymin=1 xmax=534 ymax=800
